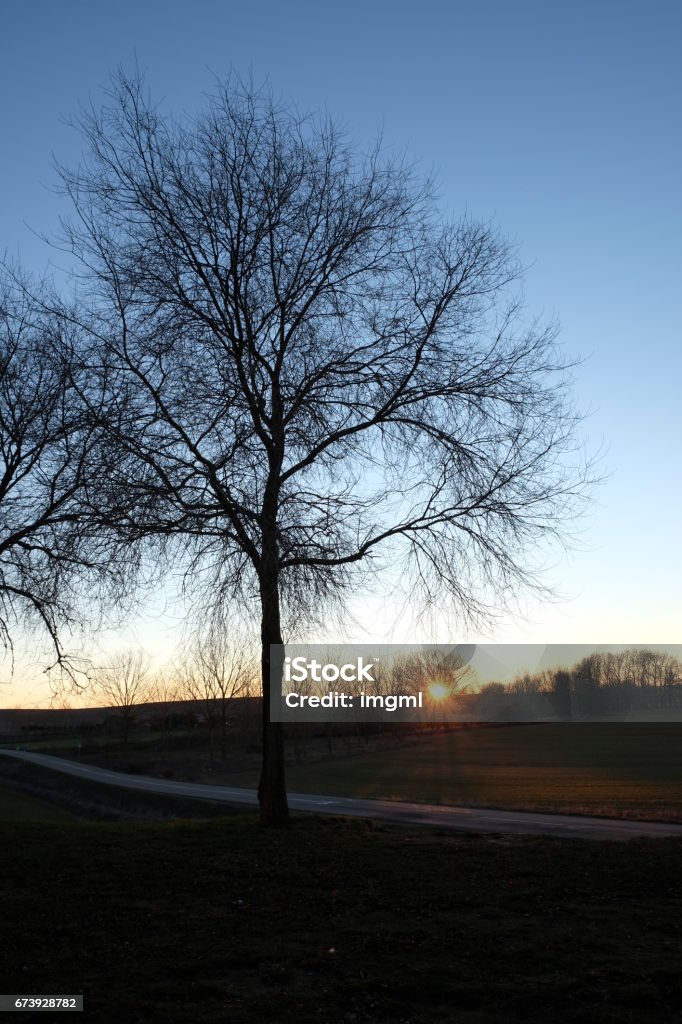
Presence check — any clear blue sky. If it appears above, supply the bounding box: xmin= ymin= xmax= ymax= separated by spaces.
xmin=2 ymin=0 xmax=681 ymax=701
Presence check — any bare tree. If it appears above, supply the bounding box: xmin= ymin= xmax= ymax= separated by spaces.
xmin=92 ymin=648 xmax=152 ymax=751
xmin=175 ymin=657 xmax=220 ymax=765
xmin=177 ymin=631 xmax=252 ymax=765
xmin=147 ymin=671 xmax=182 ymax=746
xmin=0 ymin=272 xmax=122 ymax=685
xmin=148 ymin=671 xmax=181 ymax=706
xmin=197 ymin=634 xmax=252 ymax=763
xmin=390 ymin=648 xmax=476 ymax=699
xmin=55 ymin=71 xmax=596 ymax=823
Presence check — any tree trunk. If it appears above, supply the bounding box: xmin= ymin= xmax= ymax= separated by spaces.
xmin=220 ymin=703 xmax=227 ymax=764
xmin=207 ymin=718 xmax=214 ymax=766
xmin=257 ymin=564 xmax=289 ymax=825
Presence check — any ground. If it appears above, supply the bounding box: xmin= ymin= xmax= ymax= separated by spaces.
xmin=2 ymin=724 xmax=682 ymax=1022
xmin=1 ymin=811 xmax=680 ymax=1023
xmin=20 ymin=722 xmax=681 ymax=822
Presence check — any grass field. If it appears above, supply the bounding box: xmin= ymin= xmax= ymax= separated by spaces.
xmin=0 ymin=781 xmax=77 ymax=823
xmin=2 ymin=729 xmax=197 ymax=753
xmin=1 ymin=814 xmax=681 ymax=1023
xmin=215 ymin=724 xmax=682 ymax=821
xmin=5 ymin=722 xmax=682 ymax=822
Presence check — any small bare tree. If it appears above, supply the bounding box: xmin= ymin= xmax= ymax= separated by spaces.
xmin=147 ymin=672 xmax=182 ymax=746
xmin=197 ymin=636 xmax=252 ymax=763
xmin=56 ymin=71 xmax=597 ymax=822
xmin=177 ymin=631 xmax=251 ymax=765
xmin=92 ymin=648 xmax=152 ymax=751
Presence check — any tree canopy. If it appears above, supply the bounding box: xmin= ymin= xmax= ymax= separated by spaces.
xmin=36 ymin=71 xmax=597 ymax=820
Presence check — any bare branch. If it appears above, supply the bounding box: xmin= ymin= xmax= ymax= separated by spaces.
xmin=53 ymin=70 xmax=599 ymax=821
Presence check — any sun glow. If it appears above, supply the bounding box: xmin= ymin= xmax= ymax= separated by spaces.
xmin=427 ymin=681 xmax=450 ymax=701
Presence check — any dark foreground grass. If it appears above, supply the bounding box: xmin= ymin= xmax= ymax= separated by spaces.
xmin=0 ymin=781 xmax=77 ymax=823
xmin=2 ymin=815 xmax=681 ymax=1023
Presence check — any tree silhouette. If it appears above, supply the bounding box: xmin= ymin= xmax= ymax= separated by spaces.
xmin=92 ymin=648 xmax=152 ymax=751
xmin=56 ymin=71 xmax=595 ymax=822
xmin=0 ymin=272 xmax=125 ymax=685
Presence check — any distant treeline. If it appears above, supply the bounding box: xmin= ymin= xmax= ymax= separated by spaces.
xmin=471 ymin=648 xmax=682 ymax=720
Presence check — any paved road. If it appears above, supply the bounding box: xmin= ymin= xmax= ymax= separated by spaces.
xmin=2 ymin=747 xmax=682 ymax=840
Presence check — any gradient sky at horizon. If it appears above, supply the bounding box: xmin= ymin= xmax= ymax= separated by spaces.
xmin=1 ymin=0 xmax=681 ymax=706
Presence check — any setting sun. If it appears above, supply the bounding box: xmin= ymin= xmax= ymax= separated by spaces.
xmin=428 ymin=681 xmax=450 ymax=701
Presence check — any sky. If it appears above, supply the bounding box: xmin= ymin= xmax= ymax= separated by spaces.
xmin=1 ymin=0 xmax=681 ymax=705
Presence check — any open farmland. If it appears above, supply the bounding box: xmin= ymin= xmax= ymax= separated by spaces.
xmin=212 ymin=724 xmax=682 ymax=822
xmin=5 ymin=721 xmax=682 ymax=823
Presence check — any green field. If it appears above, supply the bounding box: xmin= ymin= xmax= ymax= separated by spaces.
xmin=1 ymin=728 xmax=197 ymax=753
xmin=218 ymin=724 xmax=682 ymax=820
xmin=1 ymin=815 xmax=681 ymax=1023
xmin=0 ymin=781 xmax=77 ymax=823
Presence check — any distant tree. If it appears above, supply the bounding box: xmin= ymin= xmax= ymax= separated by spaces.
xmin=148 ymin=672 xmax=182 ymax=745
xmin=509 ymin=672 xmax=544 ymax=695
xmin=391 ymin=647 xmax=475 ymax=702
xmin=175 ymin=638 xmax=249 ymax=770
xmin=193 ymin=631 xmax=253 ymax=763
xmin=475 ymin=681 xmax=508 ymax=720
xmin=56 ymin=71 xmax=596 ymax=823
xmin=624 ymin=648 xmax=682 ymax=708
xmin=551 ymin=669 xmax=572 ymax=720
xmin=92 ymin=649 xmax=152 ymax=750
xmin=149 ymin=672 xmax=181 ymax=706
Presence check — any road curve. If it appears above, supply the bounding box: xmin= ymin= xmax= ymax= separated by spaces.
xmin=2 ymin=747 xmax=682 ymax=840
